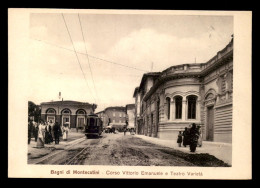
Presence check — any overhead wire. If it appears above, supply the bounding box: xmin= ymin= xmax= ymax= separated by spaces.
xmin=78 ymin=13 xmax=100 ymax=103
xmin=31 ymin=38 xmax=149 ymax=73
xmin=61 ymin=13 xmax=97 ymax=103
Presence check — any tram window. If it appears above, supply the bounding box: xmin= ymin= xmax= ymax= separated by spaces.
xmin=89 ymin=118 xmax=95 ymax=126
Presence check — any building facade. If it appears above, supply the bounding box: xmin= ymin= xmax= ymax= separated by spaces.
xmin=96 ymin=110 xmax=109 ymax=128
xmin=126 ymin=104 xmax=135 ymax=129
xmin=103 ymin=106 xmax=127 ymax=129
xmin=40 ymin=100 xmax=97 ymax=129
xmin=133 ymin=37 xmax=233 ymax=143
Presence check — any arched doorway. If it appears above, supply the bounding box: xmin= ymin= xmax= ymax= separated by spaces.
xmin=204 ymin=93 xmax=216 ymax=141
xmin=61 ymin=109 xmax=71 ymax=128
xmin=76 ymin=109 xmax=86 ymax=131
xmin=46 ymin=108 xmax=56 ymax=123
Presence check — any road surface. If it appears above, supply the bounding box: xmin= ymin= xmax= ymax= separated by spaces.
xmin=34 ymin=133 xmax=229 ymax=167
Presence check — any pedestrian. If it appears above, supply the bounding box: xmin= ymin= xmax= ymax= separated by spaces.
xmin=177 ymin=131 xmax=183 ymax=147
xmin=124 ymin=127 xmax=127 ymax=136
xmin=112 ymin=127 xmax=115 ymax=134
xmin=49 ymin=120 xmax=55 ymax=143
xmin=182 ymin=127 xmax=190 ymax=147
xmin=36 ymin=120 xmax=45 ymax=148
xmin=33 ymin=122 xmax=39 ymax=142
xmin=45 ymin=121 xmax=53 ymax=144
xmin=197 ymin=125 xmax=202 ymax=147
xmin=53 ymin=122 xmax=62 ymax=144
xmin=28 ymin=120 xmax=33 ymax=144
xmin=62 ymin=123 xmax=69 ymax=141
xmin=189 ymin=123 xmax=200 ymax=152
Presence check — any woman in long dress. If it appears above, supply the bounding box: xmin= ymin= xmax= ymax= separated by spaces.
xmin=36 ymin=121 xmax=45 ymax=148
xmin=62 ymin=124 xmax=69 ymax=141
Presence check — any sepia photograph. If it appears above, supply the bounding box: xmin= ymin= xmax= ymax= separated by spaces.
xmin=8 ymin=9 xmax=252 ymax=179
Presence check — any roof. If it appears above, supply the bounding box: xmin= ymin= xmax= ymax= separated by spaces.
xmin=133 ymin=87 xmax=139 ymax=97
xmin=95 ymin=110 xmax=104 ymax=114
xmin=126 ymin=104 xmax=135 ymax=109
xmin=104 ymin=106 xmax=126 ymax=111
xmin=40 ymin=100 xmax=93 ymax=106
xmin=138 ymin=72 xmax=161 ymax=91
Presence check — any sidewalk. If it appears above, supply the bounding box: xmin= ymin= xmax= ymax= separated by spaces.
xmin=135 ymin=134 xmax=232 ymax=165
xmin=28 ymin=131 xmax=85 ymax=163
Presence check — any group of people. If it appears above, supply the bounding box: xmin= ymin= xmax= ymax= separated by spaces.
xmin=28 ymin=119 xmax=70 ymax=148
xmin=177 ymin=123 xmax=202 ymax=152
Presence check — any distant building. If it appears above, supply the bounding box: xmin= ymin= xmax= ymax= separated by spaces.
xmin=40 ymin=100 xmax=97 ymax=129
xmin=96 ymin=110 xmax=109 ymax=128
xmin=133 ymin=37 xmax=233 ymax=143
xmin=126 ymin=104 xmax=135 ymax=129
xmin=104 ymin=106 xmax=126 ymax=130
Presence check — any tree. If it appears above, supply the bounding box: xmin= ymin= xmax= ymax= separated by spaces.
xmin=28 ymin=101 xmax=41 ymax=122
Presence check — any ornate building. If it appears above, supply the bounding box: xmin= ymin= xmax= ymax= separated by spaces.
xmin=133 ymin=37 xmax=233 ymax=143
xmin=40 ymin=100 xmax=97 ymax=129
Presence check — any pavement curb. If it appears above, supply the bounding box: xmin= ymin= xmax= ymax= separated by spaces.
xmin=135 ymin=134 xmax=232 ymax=165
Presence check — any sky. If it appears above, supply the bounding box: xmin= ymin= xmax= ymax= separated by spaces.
xmin=28 ymin=13 xmax=233 ymax=112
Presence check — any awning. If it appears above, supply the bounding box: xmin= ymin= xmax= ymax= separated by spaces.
xmin=109 ymin=123 xmax=126 ymax=128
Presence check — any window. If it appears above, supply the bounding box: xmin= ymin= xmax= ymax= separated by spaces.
xmin=113 ymin=119 xmax=115 ymax=123
xmin=175 ymin=96 xmax=182 ymax=119
xmin=187 ymin=95 xmax=197 ymax=119
xmin=166 ymin=97 xmax=171 ymax=120
xmin=63 ymin=110 xmax=70 ymax=114
xmin=113 ymin=112 xmax=115 ymax=117
xmin=47 ymin=109 xmax=55 ymax=114
xmin=119 ymin=113 xmax=121 ymax=117
xmin=77 ymin=110 xmax=85 ymax=114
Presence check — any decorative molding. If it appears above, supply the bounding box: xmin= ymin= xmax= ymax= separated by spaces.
xmin=204 ymin=98 xmax=216 ymax=106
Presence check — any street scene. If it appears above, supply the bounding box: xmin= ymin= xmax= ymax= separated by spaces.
xmin=28 ymin=131 xmax=230 ymax=166
xmin=27 ymin=12 xmax=234 ymax=167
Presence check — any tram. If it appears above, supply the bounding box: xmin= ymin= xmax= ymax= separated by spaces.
xmin=84 ymin=114 xmax=103 ymax=138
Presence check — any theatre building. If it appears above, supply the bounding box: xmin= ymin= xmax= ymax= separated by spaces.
xmin=40 ymin=100 xmax=97 ymax=129
xmin=133 ymin=37 xmax=233 ymax=143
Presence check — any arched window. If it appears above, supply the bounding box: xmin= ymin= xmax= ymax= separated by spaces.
xmin=62 ymin=110 xmax=70 ymax=114
xmin=47 ymin=109 xmax=55 ymax=114
xmin=187 ymin=95 xmax=197 ymax=119
xmin=175 ymin=96 xmax=182 ymax=119
xmin=166 ymin=97 xmax=171 ymax=120
xmin=77 ymin=110 xmax=85 ymax=114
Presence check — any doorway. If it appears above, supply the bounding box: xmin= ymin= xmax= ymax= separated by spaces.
xmin=77 ymin=117 xmax=85 ymax=129
xmin=206 ymin=106 xmax=214 ymax=141
xmin=62 ymin=116 xmax=70 ymax=127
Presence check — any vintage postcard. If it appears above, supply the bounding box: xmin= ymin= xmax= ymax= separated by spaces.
xmin=8 ymin=9 xmax=252 ymax=179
